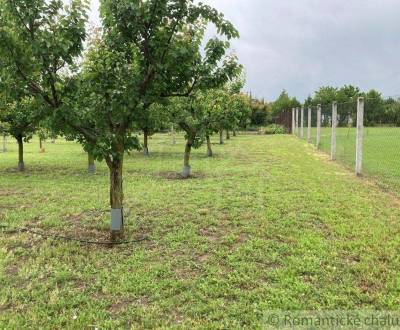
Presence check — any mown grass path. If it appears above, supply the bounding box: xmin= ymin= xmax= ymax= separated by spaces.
xmin=1 ymin=134 xmax=400 ymax=328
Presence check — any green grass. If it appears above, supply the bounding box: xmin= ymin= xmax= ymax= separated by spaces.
xmin=1 ymin=134 xmax=400 ymax=328
xmin=300 ymin=127 xmax=400 ymax=193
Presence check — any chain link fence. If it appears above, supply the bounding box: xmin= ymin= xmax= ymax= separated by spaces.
xmin=363 ymin=97 xmax=400 ymax=192
xmin=335 ymin=99 xmax=357 ymax=167
xmin=292 ymin=96 xmax=400 ymax=195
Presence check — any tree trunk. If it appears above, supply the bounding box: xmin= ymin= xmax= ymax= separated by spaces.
xmin=206 ymin=135 xmax=213 ymax=157
xmin=171 ymin=125 xmax=176 ymax=145
xmin=226 ymin=130 xmax=231 ymax=140
xmin=143 ymin=128 xmax=149 ymax=156
xmin=2 ymin=134 xmax=6 ymax=152
xmin=233 ymin=130 xmax=237 ymax=137
xmin=107 ymin=154 xmax=124 ymax=240
xmin=51 ymin=138 xmax=55 ymax=144
xmin=219 ymin=130 xmax=224 ymax=145
xmin=17 ymin=135 xmax=24 ymax=171
xmin=88 ymin=153 xmax=96 ymax=174
xmin=182 ymin=137 xmax=193 ymax=178
xmin=39 ymin=138 xmax=45 ymax=153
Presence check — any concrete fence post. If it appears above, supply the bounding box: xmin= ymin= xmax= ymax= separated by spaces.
xmin=356 ymin=97 xmax=364 ymax=176
xmin=316 ymin=104 xmax=322 ymax=149
xmin=292 ymin=108 xmax=295 ymax=135
xmin=295 ymin=108 xmax=299 ymax=136
xmin=307 ymin=107 xmax=312 ymax=143
xmin=331 ymin=102 xmax=337 ymax=160
xmin=300 ymin=106 xmax=304 ymax=138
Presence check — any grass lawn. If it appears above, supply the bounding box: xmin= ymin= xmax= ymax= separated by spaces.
xmin=1 ymin=134 xmax=400 ymax=328
xmin=303 ymin=127 xmax=400 ymax=194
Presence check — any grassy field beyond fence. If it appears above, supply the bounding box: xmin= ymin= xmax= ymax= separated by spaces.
xmin=1 ymin=134 xmax=400 ymax=328
xmin=306 ymin=127 xmax=400 ymax=194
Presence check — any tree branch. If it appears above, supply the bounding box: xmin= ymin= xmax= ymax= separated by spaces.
xmin=9 ymin=0 xmax=33 ymax=37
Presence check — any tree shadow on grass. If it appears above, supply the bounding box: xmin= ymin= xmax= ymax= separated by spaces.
xmin=2 ymin=208 xmax=152 ymax=250
xmin=128 ymin=150 xmax=183 ymax=159
xmin=129 ymin=150 xmax=224 ymax=160
xmin=155 ymin=171 xmax=207 ymax=180
xmin=0 ymin=164 xmax=109 ymax=178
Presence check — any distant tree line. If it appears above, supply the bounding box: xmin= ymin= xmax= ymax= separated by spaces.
xmin=283 ymin=85 xmax=400 ymax=127
xmin=240 ymin=90 xmax=300 ymax=128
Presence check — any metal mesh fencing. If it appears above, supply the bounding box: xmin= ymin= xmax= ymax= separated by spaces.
xmin=319 ymin=104 xmax=332 ymax=155
xmin=363 ymin=97 xmax=400 ymax=192
xmin=305 ymin=105 xmax=332 ymax=154
xmin=310 ymin=106 xmax=318 ymax=145
xmin=296 ymin=107 xmax=307 ymax=141
xmin=293 ymin=96 xmax=400 ymax=195
xmin=335 ymin=99 xmax=358 ymax=168
xmin=297 ymin=107 xmax=312 ymax=143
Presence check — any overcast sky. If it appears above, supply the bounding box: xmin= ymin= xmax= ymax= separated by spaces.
xmin=89 ymin=0 xmax=400 ymax=102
